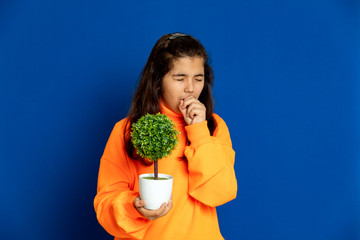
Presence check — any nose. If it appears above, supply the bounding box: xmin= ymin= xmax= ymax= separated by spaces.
xmin=184 ymin=79 xmax=194 ymax=93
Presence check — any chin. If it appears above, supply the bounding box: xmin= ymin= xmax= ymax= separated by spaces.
xmin=170 ymin=105 xmax=181 ymax=114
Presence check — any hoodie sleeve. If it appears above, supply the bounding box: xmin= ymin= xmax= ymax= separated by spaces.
xmin=94 ymin=121 xmax=152 ymax=239
xmin=184 ymin=114 xmax=237 ymax=207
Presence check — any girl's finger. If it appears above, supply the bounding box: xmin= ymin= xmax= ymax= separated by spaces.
xmin=188 ymin=108 xmax=198 ymax=119
xmin=182 ymin=96 xmax=197 ymax=109
xmin=189 ymin=108 xmax=204 ymax=120
xmin=159 ymin=199 xmax=173 ymax=217
xmin=146 ymin=203 xmax=167 ymax=220
xmin=134 ymin=197 xmax=145 ymax=208
xmin=179 ymin=101 xmax=193 ymax=125
xmin=178 ymin=101 xmax=188 ymax=117
xmin=186 ymin=102 xmax=201 ymax=118
xmin=180 ymin=99 xmax=186 ymax=110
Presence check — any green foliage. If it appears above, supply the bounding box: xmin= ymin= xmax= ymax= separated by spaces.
xmin=131 ymin=113 xmax=180 ymax=162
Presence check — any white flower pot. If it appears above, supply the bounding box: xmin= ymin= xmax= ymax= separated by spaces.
xmin=139 ymin=173 xmax=173 ymax=210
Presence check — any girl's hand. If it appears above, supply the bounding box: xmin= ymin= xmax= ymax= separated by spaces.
xmin=133 ymin=196 xmax=173 ymax=220
xmin=179 ymin=96 xmax=206 ymax=125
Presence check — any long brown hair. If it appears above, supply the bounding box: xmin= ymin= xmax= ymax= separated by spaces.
xmin=124 ymin=33 xmax=216 ymax=164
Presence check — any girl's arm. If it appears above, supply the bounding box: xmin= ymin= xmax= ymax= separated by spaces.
xmin=94 ymin=121 xmax=152 ymax=239
xmin=184 ymin=114 xmax=238 ymax=207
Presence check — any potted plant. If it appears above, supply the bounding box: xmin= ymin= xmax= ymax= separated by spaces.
xmin=131 ymin=113 xmax=179 ymax=210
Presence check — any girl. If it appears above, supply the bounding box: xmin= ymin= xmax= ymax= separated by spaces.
xmin=94 ymin=33 xmax=237 ymax=240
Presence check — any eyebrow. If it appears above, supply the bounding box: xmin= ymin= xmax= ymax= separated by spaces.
xmin=172 ymin=73 xmax=204 ymax=77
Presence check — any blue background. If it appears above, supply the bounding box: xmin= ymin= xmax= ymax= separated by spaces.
xmin=0 ymin=0 xmax=359 ymax=239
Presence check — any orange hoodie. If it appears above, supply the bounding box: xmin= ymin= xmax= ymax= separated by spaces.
xmin=94 ymin=104 xmax=237 ymax=240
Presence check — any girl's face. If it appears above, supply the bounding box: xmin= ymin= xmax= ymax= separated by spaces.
xmin=161 ymin=56 xmax=205 ymax=114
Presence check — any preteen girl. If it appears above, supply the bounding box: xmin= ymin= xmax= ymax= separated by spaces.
xmin=94 ymin=33 xmax=237 ymax=240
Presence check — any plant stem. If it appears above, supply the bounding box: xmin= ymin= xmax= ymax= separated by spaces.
xmin=154 ymin=161 xmax=158 ymax=180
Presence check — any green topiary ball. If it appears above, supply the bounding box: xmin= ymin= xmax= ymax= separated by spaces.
xmin=131 ymin=113 xmax=180 ymax=162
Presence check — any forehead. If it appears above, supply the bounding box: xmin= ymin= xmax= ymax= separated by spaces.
xmin=170 ymin=56 xmax=205 ymax=73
